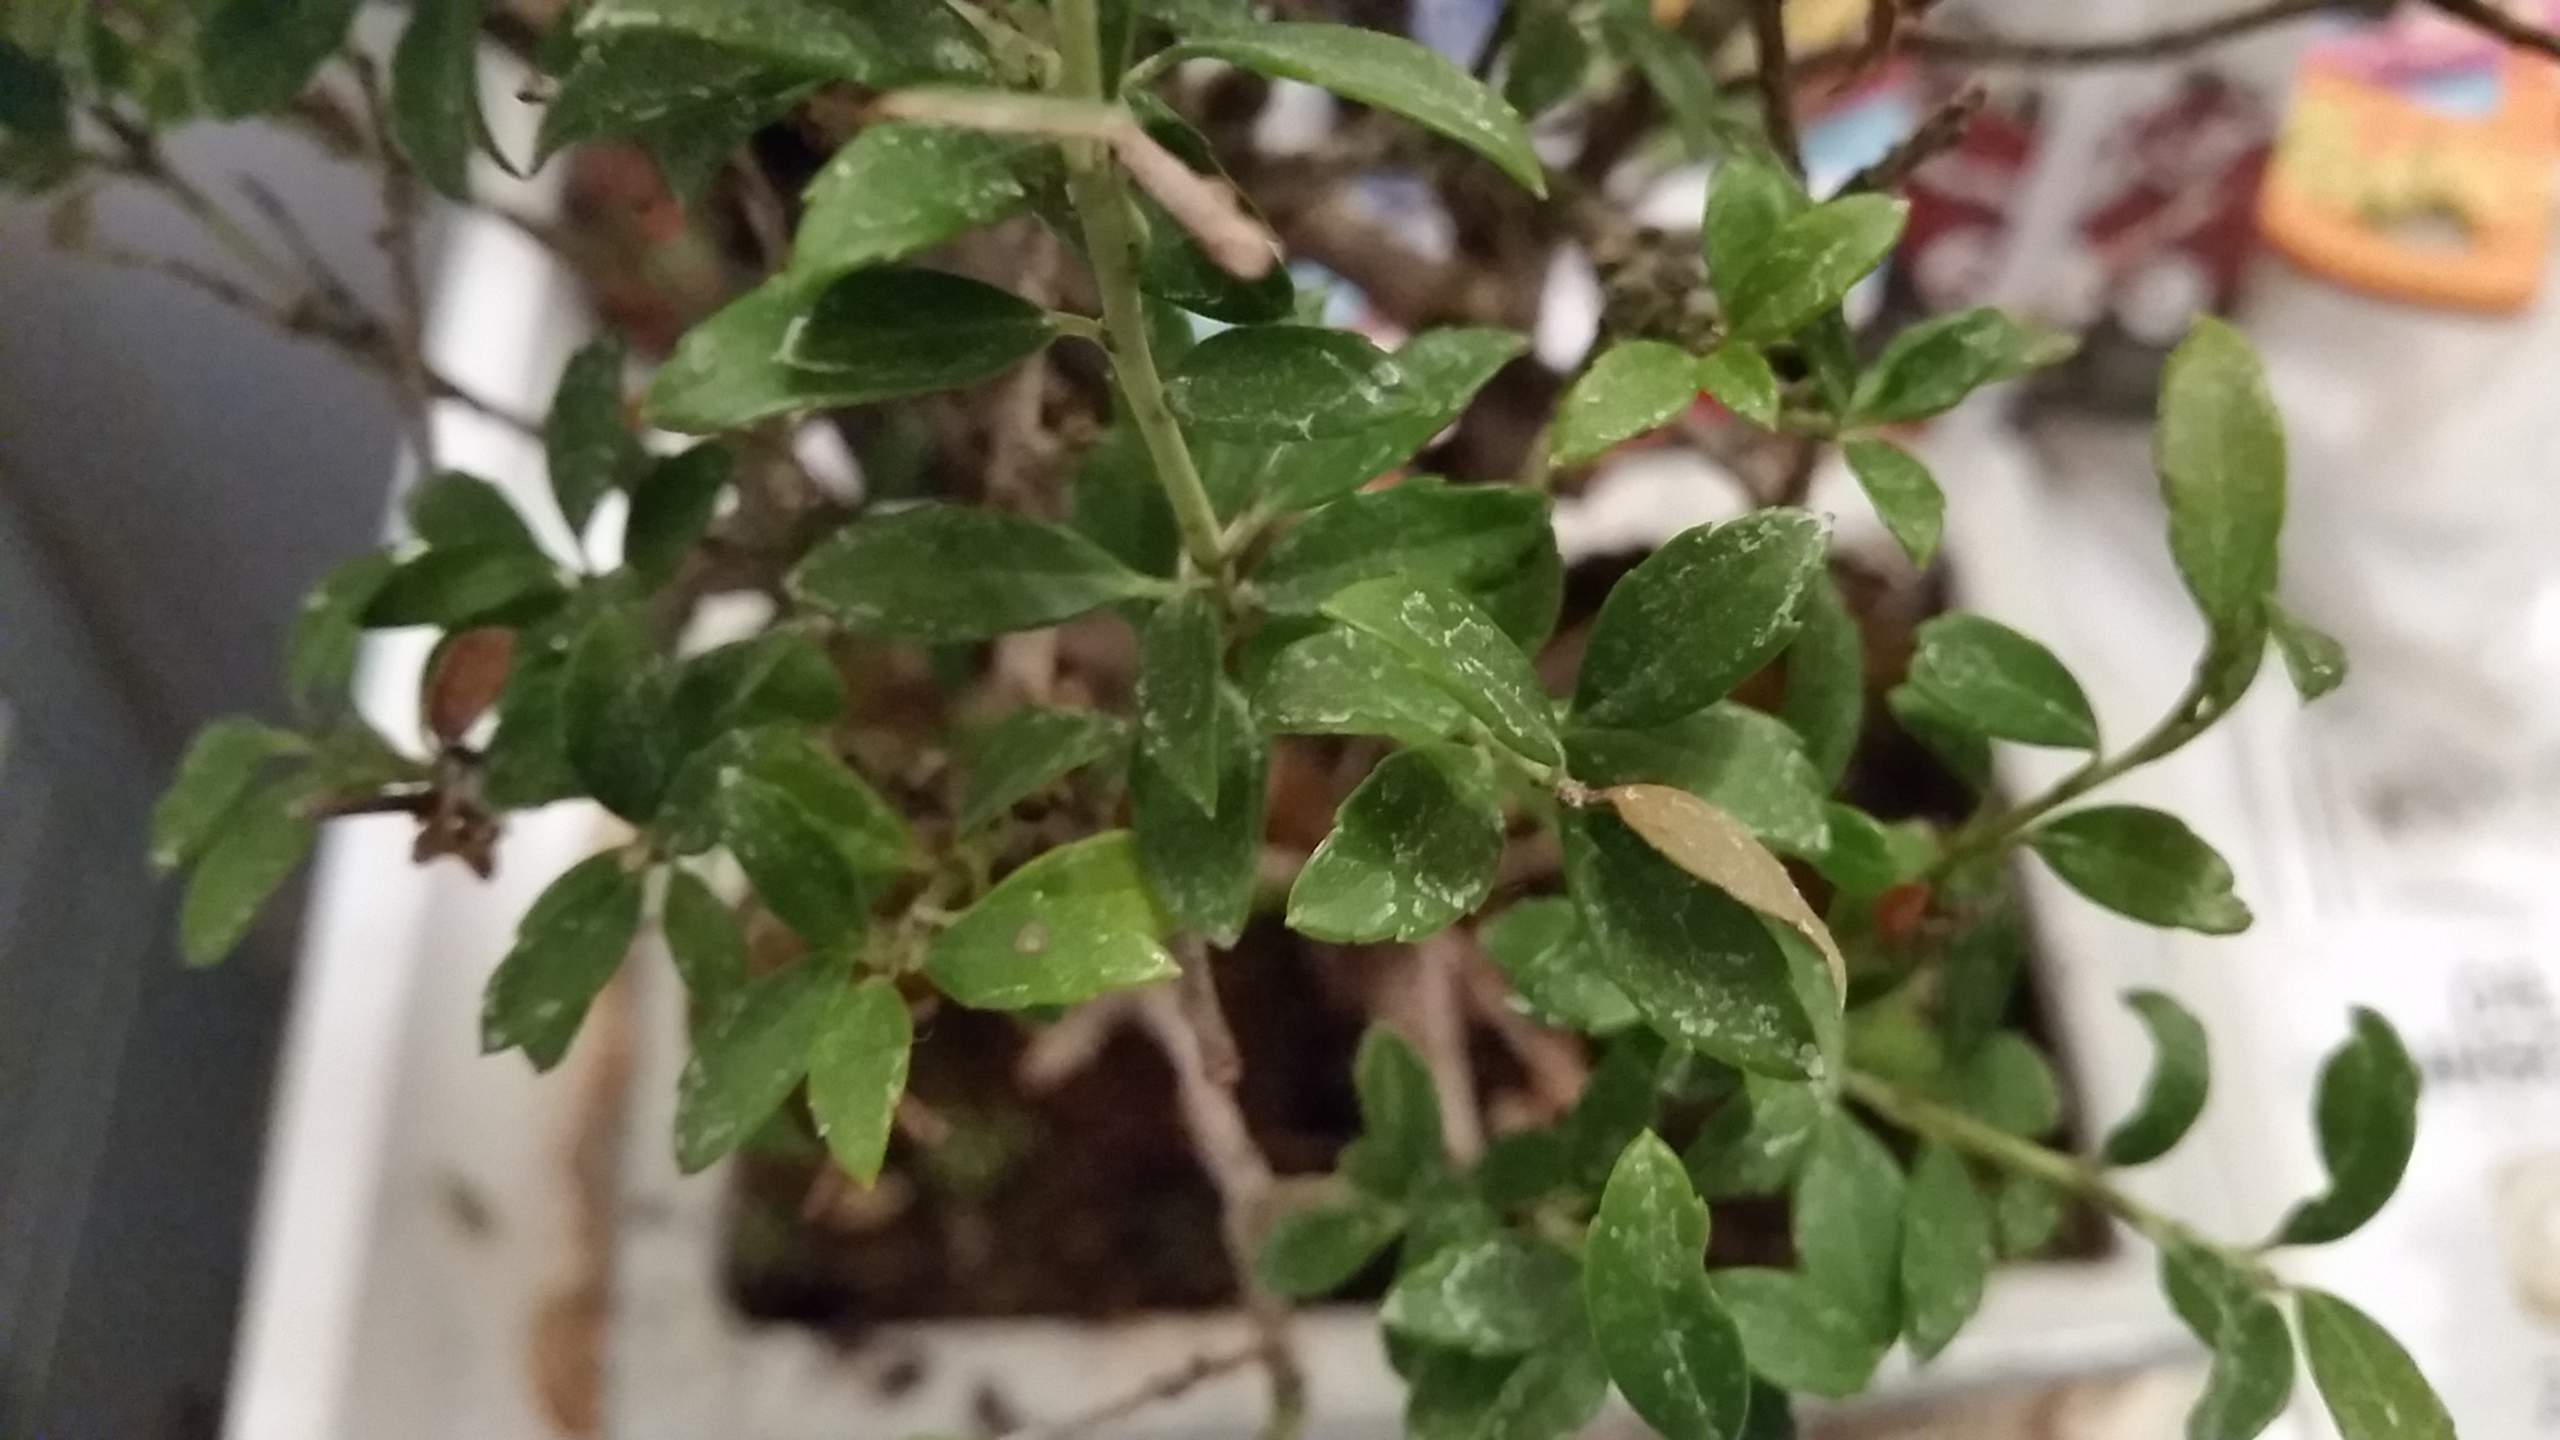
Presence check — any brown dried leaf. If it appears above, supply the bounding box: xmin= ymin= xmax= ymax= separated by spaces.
xmin=1604 ymin=783 xmax=1846 ymax=997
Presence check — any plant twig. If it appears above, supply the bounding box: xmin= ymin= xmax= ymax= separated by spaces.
xmin=1904 ymin=0 xmax=2332 ymax=66
xmin=1747 ymin=0 xmax=1806 ymax=175
xmin=347 ymin=49 xmax=441 ymax=471
xmin=1011 ymin=1343 xmax=1265 ymax=1439
xmin=1838 ymin=83 xmax=1985 ymax=196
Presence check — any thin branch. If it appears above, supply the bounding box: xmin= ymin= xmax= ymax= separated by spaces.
xmin=2425 ymin=0 xmax=2560 ymax=60
xmin=1838 ymin=83 xmax=1985 ymax=196
xmin=347 ymin=50 xmax=441 ymax=471
xmin=1011 ymin=1344 xmax=1265 ymax=1440
xmin=1904 ymin=0 xmax=2332 ymax=66
xmin=1747 ymin=0 xmax=1806 ymax=175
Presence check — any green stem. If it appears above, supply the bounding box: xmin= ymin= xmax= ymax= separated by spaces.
xmin=1842 ymin=1070 xmax=2279 ymax=1288
xmin=1054 ymin=0 xmax=1229 ymax=584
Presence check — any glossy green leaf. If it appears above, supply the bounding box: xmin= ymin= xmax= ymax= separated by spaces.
xmin=807 ymin=977 xmax=912 ymax=1185
xmin=481 ymin=615 xmax=581 ymax=808
xmin=1562 ymin=809 xmax=1820 ymax=1080
xmin=152 ymin=719 xmax=307 ymax=872
xmin=1206 ymin=327 xmax=1527 ymax=514
xmin=1779 ymin=572 xmax=1862 ymax=789
xmin=1573 ymin=510 xmax=1826 ymax=729
xmin=1135 ymin=591 xmax=1224 ymax=812
xmin=1165 ymin=23 xmax=1543 ymax=194
xmin=1472 ymin=1336 xmax=1611 ymax=1440
xmin=923 ymin=832 xmax=1177 ymax=1010
xmin=1945 ymin=1031 xmax=2062 ymax=1141
xmin=2103 ymin=990 xmax=2211 ymax=1166
xmin=2297 ymin=1289 xmax=2454 ymax=1440
xmin=1289 ymin=745 xmax=1502 ymax=943
xmin=956 ymin=707 xmax=1125 ymax=833
xmin=1130 ymin=685 xmax=1265 ymax=946
xmin=661 ymin=867 xmax=749 ymax=1006
xmin=791 ymin=124 xmax=1033 ymax=282
xmin=674 ymin=959 xmax=834 ymax=1173
xmin=623 ymin=443 xmax=733 ymax=584
xmin=408 ymin=471 xmax=541 ymax=557
xmin=1567 ymin=703 xmax=1831 ymax=858
xmin=777 ymin=267 xmax=1054 ymax=387
xmin=2030 ymin=806 xmax=2251 ymax=935
xmin=1552 ymin=340 xmax=1698 ymax=467
xmin=1850 ymin=308 xmax=2075 ymax=425
xmin=480 ymin=851 xmax=645 ymax=1069
xmin=2276 ymin=1008 xmax=2420 ymax=1246
xmin=1124 ymin=94 xmax=1295 ymax=324
xmin=1685 ymin=1075 xmax=1823 ymax=1199
xmin=536 ymin=36 xmax=816 ymax=195
xmin=1587 ymin=1132 xmax=1752 ymax=1440
xmin=574 ymin=0 xmax=988 ymax=87
xmin=1900 ymin=1143 xmax=1991 ymax=1360
xmin=200 ymin=0 xmax=361 ymax=114
xmin=285 ymin=552 xmax=398 ymax=713
xmin=391 ymin=0 xmax=486 ymax=198
xmin=1907 ymin=613 xmax=2098 ymax=750
xmin=546 ymin=338 xmax=638 ymax=534
xmin=1480 ymin=898 xmax=1639 ymax=1035
xmin=1884 ymin=683 xmax=1991 ymax=792
xmin=1721 ymin=195 xmax=1906 ymax=343
xmin=1343 ymin=1026 xmax=1446 ymax=1199
xmin=177 ymin=776 xmax=317 ymax=968
xmin=1992 ymin=1173 xmax=2067 ymax=1259
xmin=1703 ymin=156 xmax=1807 ymax=299
xmin=1404 ymin=1350 xmax=1521 ymax=1440
xmin=1601 ymin=6 xmax=1750 ymax=159
xmin=1257 ymin=1195 xmax=1406 ymax=1299
xmin=2270 ymin=602 xmax=2348 ymax=702
xmin=665 ymin=630 xmax=842 ymax=758
xmin=1503 ymin=1 xmax=1590 ymax=120
xmin=1604 ymin=784 xmax=1846 ymax=998
xmin=1795 ymin=1114 xmax=1905 ymax=1343
xmin=362 ymin=545 xmax=562 ymax=629
xmin=1696 ymin=344 xmax=1782 ymax=429
xmin=666 ymin=726 xmax=910 ymax=870
xmin=1841 ymin=437 xmax=1945 ymax=570
xmin=1380 ymin=1236 xmax=1579 ymax=1355
xmin=1322 ymin=578 xmax=1561 ymax=767
xmin=1166 ymin=324 xmax=1419 ymax=443
xmin=562 ymin=606 xmax=673 ymax=822
xmin=791 ymin=504 xmax=1163 ymax=642
xmin=1254 ymin=483 xmax=1549 ymax=615
xmin=717 ymin=773 xmax=870 ymax=945
xmin=1715 ymin=1267 xmax=1886 ymax=1399
xmin=2156 ymin=318 xmax=2286 ymax=632
xmin=2161 ymin=1245 xmax=2294 ymax=1440
xmin=1808 ymin=803 xmax=1927 ymax=900
xmin=1249 ymin=625 xmax=1469 ymax=745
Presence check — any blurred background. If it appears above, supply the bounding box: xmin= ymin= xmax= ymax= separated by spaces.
xmin=3 ymin=1 xmax=2558 ymax=1438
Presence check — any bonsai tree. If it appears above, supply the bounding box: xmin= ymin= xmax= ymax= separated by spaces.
xmin=10 ymin=0 xmax=2496 ymax=1433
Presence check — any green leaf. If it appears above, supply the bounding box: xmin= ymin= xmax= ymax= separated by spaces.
xmin=1405 ymin=1350 xmax=1520 ymax=1440
xmin=790 ymin=124 xmax=1033 ymax=282
xmin=1573 ymin=510 xmax=1826 ymax=729
xmin=391 ymin=0 xmax=486 ymax=199
xmin=152 ymin=718 xmax=307 ymax=872
xmin=665 ymin=629 xmax=842 ymax=757
xmin=2270 ymin=602 xmax=2348 ymax=702
xmin=1165 ymin=23 xmax=1543 ymax=194
xmin=2276 ymin=1008 xmax=2420 ymax=1246
xmin=1567 ymin=703 xmax=1831 ymax=857
xmin=1480 ymin=898 xmax=1639 ymax=1035
xmin=1721 ymin=195 xmax=1906 ymax=344
xmin=1778 ymin=572 xmax=1862 ymax=790
xmin=1473 ymin=528 xmax=1566 ymax=652
xmin=1552 ymin=340 xmax=1698 ymax=467
xmin=1906 ymin=613 xmax=2099 ymax=750
xmin=1135 ymin=591 xmax=1224 ymax=811
xmin=2030 ymin=806 xmax=2251 ymax=935
xmin=1472 ymin=1336 xmax=1611 ymax=1440
xmin=1992 ymin=1173 xmax=2066 ymax=1259
xmin=2103 ymin=990 xmax=2210 ymax=1166
xmin=1249 ymin=626 xmax=1468 ymax=745
xmin=2296 ymin=1289 xmax=2454 ymax=1440
xmin=1940 ymin=900 xmax=2027 ymax=1060
xmin=1599 ymin=6 xmax=1750 ymax=160
xmin=2161 ymin=1246 xmax=2294 ymax=1440
xmin=1899 ymin=1143 xmax=1991 ymax=1360
xmin=1205 ymin=327 xmax=1526 ymax=514
xmin=661 ymin=867 xmax=749 ymax=1006
xmin=1257 ymin=1196 xmax=1406 ymax=1299
xmin=1841 ymin=438 xmax=1945 ymax=570
xmin=1808 ymin=803 xmax=1927 ymax=901
xmin=1130 ymin=684 xmax=1265 ymax=946
xmin=1885 ymin=684 xmax=1991 ymax=792
xmin=286 ymin=553 xmax=398 ymax=714
xmin=362 ymin=545 xmax=562 ymax=629
xmin=807 ymin=977 xmax=912 ymax=1185
xmin=1794 ymin=1114 xmax=1905 ymax=1344
xmin=1947 ymin=1031 xmax=2062 ymax=1139
xmin=1703 ymin=156 xmax=1807 ymax=300
xmin=177 ymin=777 xmax=318 ymax=967
xmin=1715 ymin=1267 xmax=1886 ymax=1399
xmin=408 ymin=472 xmax=541 ymax=559
xmin=1562 ymin=809 xmax=1820 ymax=1080
xmin=1165 ymin=324 xmax=1419 ymax=443
xmin=1587 ymin=1133 xmax=1752 ymax=1440
xmin=1504 ymin=1 xmax=1590 ymax=120
xmin=1850 ymin=308 xmax=2074 ymax=425
xmin=1685 ymin=1075 xmax=1823 ymax=1199
xmin=1607 ymin=784 xmax=1848 ymax=1002
xmin=717 ymin=771 xmax=872 ymax=946
xmin=574 ymin=0 xmax=988 ymax=87
xmin=923 ymin=832 xmax=1177 ymax=1009
xmin=1289 ymin=745 xmax=1502 ymax=944
xmin=1322 ymin=579 xmax=1561 ymax=767
xmin=623 ymin=443 xmax=733 ymax=584
xmin=1124 ymin=94 xmax=1294 ymax=324
xmin=546 ymin=338 xmax=638 ymax=534
xmin=1696 ymin=344 xmax=1781 ymax=429
xmin=2156 ymin=317 xmax=2286 ymax=632
xmin=956 ymin=707 xmax=1125 ymax=833
xmin=200 ymin=0 xmax=361 ymax=114
xmin=480 ymin=852 xmax=644 ymax=1069
xmin=1343 ymin=1026 xmax=1446 ymax=1199
xmin=1380 ymin=1236 xmax=1579 ymax=1355
xmin=777 ymin=267 xmax=1055 ymax=391
xmin=562 ymin=606 xmax=673 ymax=822
xmin=665 ymin=725 xmax=910 ymax=873
xmin=791 ymin=504 xmax=1163 ymax=642
xmin=1254 ymin=483 xmax=1549 ymax=615
xmin=536 ymin=36 xmax=817 ymax=196
xmin=481 ymin=618 xmax=581 ymax=808
xmin=674 ymin=959 xmax=835 ymax=1173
